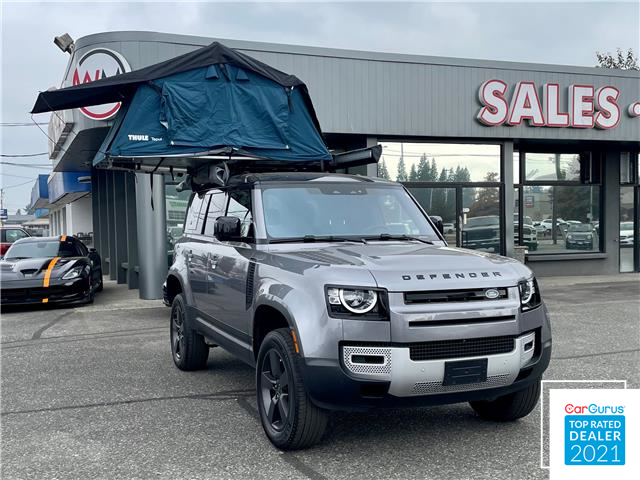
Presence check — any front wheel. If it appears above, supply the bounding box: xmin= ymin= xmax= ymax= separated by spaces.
xmin=170 ymin=294 xmax=209 ymax=371
xmin=470 ymin=379 xmax=541 ymax=421
xmin=256 ymin=328 xmax=327 ymax=450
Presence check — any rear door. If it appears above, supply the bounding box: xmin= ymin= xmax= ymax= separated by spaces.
xmin=182 ymin=193 xmax=210 ymax=311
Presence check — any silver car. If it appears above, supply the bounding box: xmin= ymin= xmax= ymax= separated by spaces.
xmin=164 ymin=173 xmax=552 ymax=450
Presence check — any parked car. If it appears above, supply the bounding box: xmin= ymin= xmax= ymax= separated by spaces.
xmin=620 ymin=221 xmax=634 ymax=247
xmin=538 ymin=218 xmax=567 ymax=236
xmin=0 ymin=226 xmax=30 ymax=256
xmin=164 ymin=172 xmax=551 ymax=450
xmin=461 ymin=215 xmax=500 ymax=252
xmin=0 ymin=235 xmax=103 ymax=306
xmin=565 ymin=224 xmax=595 ymax=250
xmin=442 ymin=222 xmax=455 ymax=234
xmin=514 ymin=214 xmax=538 ymax=251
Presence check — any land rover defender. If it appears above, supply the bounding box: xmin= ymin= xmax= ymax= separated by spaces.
xmin=164 ymin=172 xmax=552 ymax=450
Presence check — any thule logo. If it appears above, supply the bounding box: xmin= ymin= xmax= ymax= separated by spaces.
xmin=128 ymin=134 xmax=149 ymax=141
xmin=402 ymin=272 xmax=502 ymax=280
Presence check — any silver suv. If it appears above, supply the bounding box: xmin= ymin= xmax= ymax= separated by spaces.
xmin=164 ymin=172 xmax=552 ymax=450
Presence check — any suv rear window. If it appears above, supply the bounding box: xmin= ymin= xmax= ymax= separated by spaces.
xmin=184 ymin=194 xmax=208 ymax=234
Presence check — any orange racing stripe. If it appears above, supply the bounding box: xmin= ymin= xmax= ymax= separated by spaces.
xmin=43 ymin=257 xmax=61 ymax=288
xmin=60 ymin=234 xmax=67 ymax=242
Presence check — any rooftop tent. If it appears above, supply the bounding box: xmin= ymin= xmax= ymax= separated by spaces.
xmin=32 ymin=42 xmax=336 ymax=171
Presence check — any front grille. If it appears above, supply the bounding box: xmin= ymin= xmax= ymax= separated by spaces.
xmin=404 ymin=288 xmax=508 ymax=304
xmin=412 ymin=374 xmax=511 ymax=394
xmin=409 ymin=335 xmax=517 ymax=361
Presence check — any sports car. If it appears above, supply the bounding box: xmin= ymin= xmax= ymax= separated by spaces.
xmin=0 ymin=235 xmax=103 ymax=306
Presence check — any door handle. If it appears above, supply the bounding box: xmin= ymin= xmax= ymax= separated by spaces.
xmin=186 ymin=250 xmax=193 ymax=262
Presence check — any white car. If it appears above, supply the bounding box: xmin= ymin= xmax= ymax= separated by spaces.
xmin=620 ymin=221 xmax=634 ymax=247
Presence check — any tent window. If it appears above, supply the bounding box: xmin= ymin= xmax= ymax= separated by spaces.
xmin=205 ymin=65 xmax=219 ymax=79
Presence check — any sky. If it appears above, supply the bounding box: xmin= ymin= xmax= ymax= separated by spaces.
xmin=1 ymin=0 xmax=639 ymax=212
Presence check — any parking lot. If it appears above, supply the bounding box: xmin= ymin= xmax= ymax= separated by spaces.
xmin=1 ymin=276 xmax=638 ymax=480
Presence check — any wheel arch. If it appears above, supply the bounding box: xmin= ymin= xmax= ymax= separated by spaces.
xmin=165 ymin=273 xmax=184 ymax=305
xmin=252 ymin=301 xmax=295 ymax=360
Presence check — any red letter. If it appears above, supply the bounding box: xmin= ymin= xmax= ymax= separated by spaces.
xmin=544 ymin=83 xmax=569 ymax=127
xmin=508 ymin=81 xmax=545 ymax=126
xmin=570 ymin=85 xmax=595 ymax=128
xmin=594 ymin=86 xmax=620 ymax=129
xmin=477 ymin=79 xmax=508 ymax=126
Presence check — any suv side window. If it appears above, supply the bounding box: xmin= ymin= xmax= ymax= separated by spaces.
xmin=184 ymin=193 xmax=207 ymax=234
xmin=4 ymin=229 xmax=28 ymax=243
xmin=203 ymin=190 xmax=227 ymax=237
xmin=227 ymin=189 xmax=254 ymax=239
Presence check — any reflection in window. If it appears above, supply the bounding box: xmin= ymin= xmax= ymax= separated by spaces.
xmin=462 ymin=186 xmax=501 ymax=253
xmin=408 ymin=187 xmax=456 ymax=244
xmin=379 ymin=142 xmax=501 ymax=183
xmin=522 ymin=186 xmax=600 ymax=253
xmin=524 ymin=153 xmax=580 ymax=182
xmin=166 ymin=182 xmax=192 ymax=264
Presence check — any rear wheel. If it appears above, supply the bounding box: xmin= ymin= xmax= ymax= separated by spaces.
xmin=95 ymin=272 xmax=103 ymax=292
xmin=256 ymin=328 xmax=327 ymax=450
xmin=470 ymin=379 xmax=541 ymax=421
xmin=170 ymin=294 xmax=209 ymax=370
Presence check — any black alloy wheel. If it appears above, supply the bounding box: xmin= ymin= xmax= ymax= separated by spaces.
xmin=171 ymin=301 xmax=185 ymax=362
xmin=260 ymin=348 xmax=291 ymax=431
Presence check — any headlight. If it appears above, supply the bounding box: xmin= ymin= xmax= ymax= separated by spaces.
xmin=586 ymin=233 xmax=593 ymax=239
xmin=518 ymin=276 xmax=541 ymax=311
xmin=326 ymin=286 xmax=387 ymax=319
xmin=566 ymin=234 xmax=573 ymax=240
xmin=62 ymin=265 xmax=89 ymax=280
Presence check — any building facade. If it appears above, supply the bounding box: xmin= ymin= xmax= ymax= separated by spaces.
xmin=38 ymin=31 xmax=640 ymax=297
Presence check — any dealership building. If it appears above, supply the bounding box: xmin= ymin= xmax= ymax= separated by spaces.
xmin=31 ymin=31 xmax=639 ymax=298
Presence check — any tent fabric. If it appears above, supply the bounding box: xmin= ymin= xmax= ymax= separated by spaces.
xmin=92 ymin=59 xmax=332 ymax=164
xmin=31 ymin=41 xmax=323 ymax=134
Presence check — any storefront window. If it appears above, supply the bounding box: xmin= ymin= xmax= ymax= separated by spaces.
xmin=524 ymin=153 xmax=581 ymax=182
xmin=379 ymin=142 xmax=501 ymax=183
xmin=408 ymin=187 xmax=456 ymax=244
xmin=461 ymin=186 xmax=501 ymax=253
xmin=522 ymin=185 xmax=600 ymax=253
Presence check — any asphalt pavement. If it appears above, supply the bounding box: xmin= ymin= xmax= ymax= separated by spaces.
xmin=1 ymin=275 xmax=638 ymax=480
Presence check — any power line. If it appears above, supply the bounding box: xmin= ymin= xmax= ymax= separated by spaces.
xmin=0 ymin=153 xmax=49 ymax=158
xmin=1 ymin=179 xmax=36 ymax=189
xmin=0 ymin=161 xmax=51 ymax=168
xmin=0 ymin=122 xmax=49 ymax=126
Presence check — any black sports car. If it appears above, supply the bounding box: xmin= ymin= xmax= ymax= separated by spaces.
xmin=0 ymin=235 xmax=103 ymax=306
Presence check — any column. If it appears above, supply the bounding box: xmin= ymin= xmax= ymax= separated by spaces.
xmin=501 ymin=141 xmax=515 ymax=257
xmin=135 ymin=172 xmax=167 ymax=299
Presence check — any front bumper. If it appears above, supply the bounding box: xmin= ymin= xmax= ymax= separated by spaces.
xmin=302 ymin=339 xmax=551 ymax=411
xmin=0 ymin=277 xmax=90 ymax=305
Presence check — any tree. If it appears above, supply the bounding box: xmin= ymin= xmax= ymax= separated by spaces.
xmin=467 ymin=172 xmax=500 ymax=217
xmin=596 ymin=48 xmax=639 ymax=70
xmin=378 ymin=159 xmax=390 ymax=180
xmin=416 ymin=154 xmax=429 ymax=181
xmin=409 ymin=164 xmax=418 ymax=182
xmin=396 ymin=157 xmax=408 ymax=182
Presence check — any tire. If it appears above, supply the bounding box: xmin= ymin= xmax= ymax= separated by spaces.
xmin=96 ymin=273 xmax=103 ymax=292
xmin=256 ymin=328 xmax=328 ymax=450
xmin=170 ymin=293 xmax=209 ymax=371
xmin=470 ymin=379 xmax=541 ymax=422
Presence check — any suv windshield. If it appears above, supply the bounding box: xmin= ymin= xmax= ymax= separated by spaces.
xmin=5 ymin=240 xmax=77 ymax=259
xmin=261 ymin=184 xmax=439 ymax=241
xmin=568 ymin=224 xmax=592 ymax=232
xmin=465 ymin=216 xmax=499 ymax=227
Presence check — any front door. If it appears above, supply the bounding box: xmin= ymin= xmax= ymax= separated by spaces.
xmin=620 ymin=186 xmax=639 ymax=272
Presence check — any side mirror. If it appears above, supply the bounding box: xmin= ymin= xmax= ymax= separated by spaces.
xmin=214 ymin=216 xmax=241 ymax=241
xmin=430 ymin=215 xmax=444 ymax=235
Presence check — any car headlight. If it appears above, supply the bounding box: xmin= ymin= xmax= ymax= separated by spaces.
xmin=566 ymin=234 xmax=573 ymax=240
xmin=62 ymin=265 xmax=89 ymax=280
xmin=518 ymin=276 xmax=541 ymax=311
xmin=326 ymin=286 xmax=388 ymax=319
xmin=586 ymin=234 xmax=592 ymax=239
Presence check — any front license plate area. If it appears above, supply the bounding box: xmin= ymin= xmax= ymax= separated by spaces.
xmin=442 ymin=358 xmax=488 ymax=386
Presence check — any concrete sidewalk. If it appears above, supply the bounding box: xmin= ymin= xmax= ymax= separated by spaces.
xmin=537 ymin=273 xmax=640 ymax=287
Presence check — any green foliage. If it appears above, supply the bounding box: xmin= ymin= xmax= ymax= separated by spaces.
xmin=596 ymin=48 xmax=639 ymax=70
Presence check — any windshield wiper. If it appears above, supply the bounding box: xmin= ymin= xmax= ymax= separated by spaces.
xmin=363 ymin=234 xmax=434 ymax=245
xmin=269 ymin=235 xmax=366 ymax=244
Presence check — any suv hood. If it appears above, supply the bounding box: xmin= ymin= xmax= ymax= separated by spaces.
xmin=269 ymin=242 xmax=531 ymax=291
